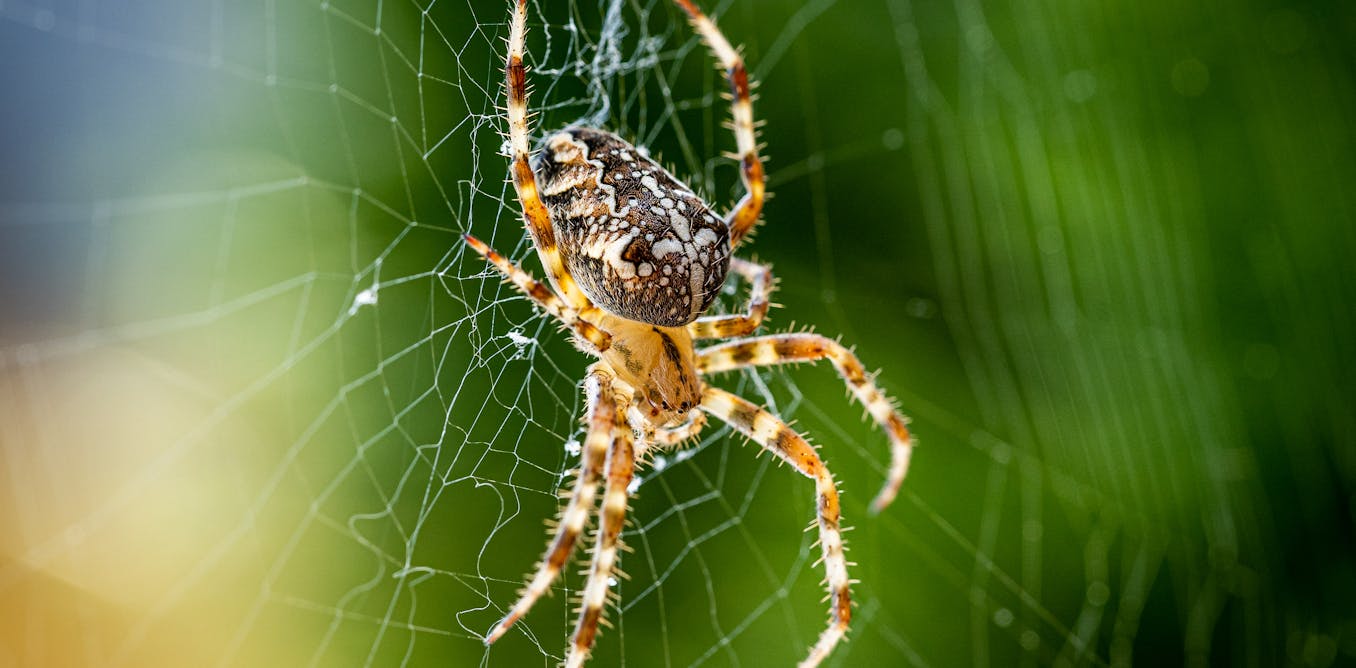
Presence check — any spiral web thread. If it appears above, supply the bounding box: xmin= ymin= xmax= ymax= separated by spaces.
xmin=0 ymin=0 xmax=1327 ymax=666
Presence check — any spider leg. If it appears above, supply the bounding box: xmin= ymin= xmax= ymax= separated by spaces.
xmin=671 ymin=0 xmax=765 ymax=247
xmin=486 ymin=365 xmax=617 ymax=644
xmin=505 ymin=0 xmax=592 ymax=308
xmin=565 ymin=392 xmax=637 ymax=668
xmin=463 ymin=233 xmax=612 ymax=353
xmin=700 ymin=387 xmax=851 ymax=668
xmin=689 ymin=257 xmax=775 ymax=339
xmin=698 ymin=334 xmax=914 ymax=513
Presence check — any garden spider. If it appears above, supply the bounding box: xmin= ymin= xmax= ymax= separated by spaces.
xmin=467 ymin=1 xmax=915 ymax=665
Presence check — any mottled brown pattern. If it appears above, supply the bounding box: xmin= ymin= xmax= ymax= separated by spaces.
xmin=535 ymin=127 xmax=731 ymax=327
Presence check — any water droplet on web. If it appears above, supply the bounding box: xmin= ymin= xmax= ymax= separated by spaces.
xmin=905 ymin=297 xmax=936 ymax=319
xmin=349 ymin=287 xmax=378 ymax=315
xmin=564 ymin=439 xmax=582 ymax=457
xmin=882 ymin=128 xmax=905 ymax=151
xmin=506 ymin=330 xmax=534 ymax=358
xmin=1086 ymin=581 xmax=1111 ymax=607
xmin=993 ymin=608 xmax=1014 ymax=628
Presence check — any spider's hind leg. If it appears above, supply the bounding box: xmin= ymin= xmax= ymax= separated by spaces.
xmin=485 ymin=364 xmax=618 ymax=644
xmin=565 ymin=386 xmax=638 ymax=668
xmin=700 ymin=386 xmax=851 ymax=668
xmin=698 ymin=333 xmax=915 ymax=513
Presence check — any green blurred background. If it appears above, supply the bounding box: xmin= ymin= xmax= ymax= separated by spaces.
xmin=1 ymin=0 xmax=1354 ymax=666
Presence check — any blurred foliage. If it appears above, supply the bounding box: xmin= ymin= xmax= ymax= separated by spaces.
xmin=1 ymin=0 xmax=1354 ymax=666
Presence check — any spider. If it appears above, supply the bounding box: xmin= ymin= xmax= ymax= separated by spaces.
xmin=466 ymin=1 xmax=915 ymax=665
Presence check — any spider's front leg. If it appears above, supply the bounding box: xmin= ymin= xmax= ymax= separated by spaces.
xmin=463 ymin=233 xmax=612 ymax=353
xmin=700 ymin=387 xmax=851 ymax=668
xmin=699 ymin=333 xmax=915 ymax=513
xmin=486 ymin=364 xmax=618 ymax=643
xmin=505 ymin=0 xmax=591 ymax=308
xmin=672 ymin=0 xmax=766 ymax=247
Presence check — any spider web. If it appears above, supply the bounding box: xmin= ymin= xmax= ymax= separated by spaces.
xmin=2 ymin=0 xmax=1354 ymax=666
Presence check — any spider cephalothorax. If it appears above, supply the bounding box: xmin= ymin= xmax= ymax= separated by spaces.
xmin=467 ymin=2 xmax=918 ymax=667
xmin=536 ymin=127 xmax=731 ymax=327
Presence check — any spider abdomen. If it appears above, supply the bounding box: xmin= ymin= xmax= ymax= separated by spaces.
xmin=535 ymin=127 xmax=731 ymax=327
